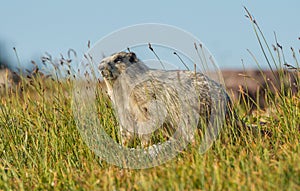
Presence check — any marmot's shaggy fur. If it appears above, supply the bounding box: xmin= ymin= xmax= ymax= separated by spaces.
xmin=99 ymin=52 xmax=234 ymax=147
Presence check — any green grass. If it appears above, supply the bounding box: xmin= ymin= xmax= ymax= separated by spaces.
xmin=0 ymin=10 xmax=300 ymax=191
xmin=0 ymin=77 xmax=299 ymax=190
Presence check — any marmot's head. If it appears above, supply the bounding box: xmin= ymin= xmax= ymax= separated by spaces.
xmin=99 ymin=52 xmax=139 ymax=81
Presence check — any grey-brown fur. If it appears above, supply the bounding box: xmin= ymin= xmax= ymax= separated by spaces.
xmin=99 ymin=52 xmax=237 ymax=149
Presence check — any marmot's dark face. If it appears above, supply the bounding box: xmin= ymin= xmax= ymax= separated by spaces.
xmin=99 ymin=52 xmax=138 ymax=81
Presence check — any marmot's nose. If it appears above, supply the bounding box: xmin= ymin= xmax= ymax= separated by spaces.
xmin=98 ymin=63 xmax=105 ymax=71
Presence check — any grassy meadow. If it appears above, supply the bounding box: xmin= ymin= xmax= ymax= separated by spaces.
xmin=0 ymin=11 xmax=299 ymax=191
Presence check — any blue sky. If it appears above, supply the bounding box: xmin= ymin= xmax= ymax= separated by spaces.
xmin=0 ymin=0 xmax=299 ymax=70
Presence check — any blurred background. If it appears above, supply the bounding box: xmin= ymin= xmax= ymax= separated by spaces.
xmin=0 ymin=0 xmax=299 ymax=71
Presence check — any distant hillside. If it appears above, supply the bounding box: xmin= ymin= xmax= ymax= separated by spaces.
xmin=222 ymin=69 xmax=299 ymax=108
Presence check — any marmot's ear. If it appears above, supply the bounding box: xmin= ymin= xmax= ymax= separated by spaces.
xmin=129 ymin=52 xmax=137 ymax=63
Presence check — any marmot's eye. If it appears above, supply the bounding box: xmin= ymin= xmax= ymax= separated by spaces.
xmin=114 ymin=57 xmax=122 ymax=63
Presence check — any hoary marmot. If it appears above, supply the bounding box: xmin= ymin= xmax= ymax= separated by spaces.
xmin=99 ymin=52 xmax=234 ymax=147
